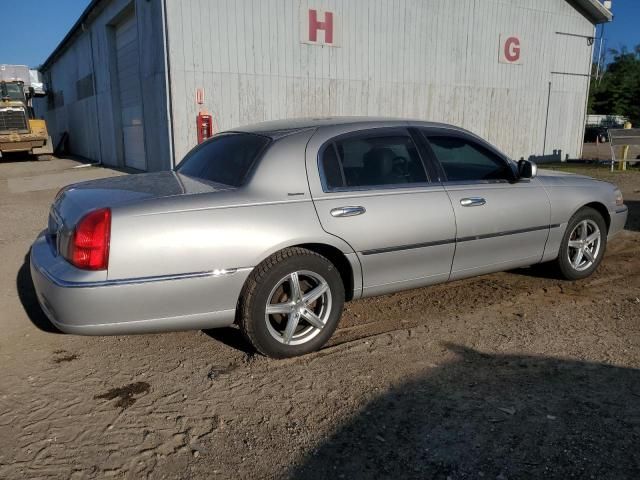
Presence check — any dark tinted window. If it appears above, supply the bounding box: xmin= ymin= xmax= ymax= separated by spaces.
xmin=427 ymin=136 xmax=513 ymax=182
xmin=321 ymin=134 xmax=427 ymax=190
xmin=176 ymin=133 xmax=270 ymax=187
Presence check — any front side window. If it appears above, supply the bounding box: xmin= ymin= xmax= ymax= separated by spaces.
xmin=176 ymin=133 xmax=270 ymax=187
xmin=427 ymin=135 xmax=513 ymax=182
xmin=320 ymin=134 xmax=428 ymax=190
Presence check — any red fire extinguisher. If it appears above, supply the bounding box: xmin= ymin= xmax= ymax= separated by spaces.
xmin=197 ymin=112 xmax=213 ymax=144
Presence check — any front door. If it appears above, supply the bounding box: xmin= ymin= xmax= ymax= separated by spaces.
xmin=421 ymin=130 xmax=552 ymax=280
xmin=306 ymin=126 xmax=457 ymax=297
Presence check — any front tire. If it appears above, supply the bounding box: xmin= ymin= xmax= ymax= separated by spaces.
xmin=237 ymin=248 xmax=345 ymax=358
xmin=554 ymin=207 xmax=607 ymax=280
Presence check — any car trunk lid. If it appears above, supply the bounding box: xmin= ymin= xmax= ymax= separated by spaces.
xmin=47 ymin=172 xmax=231 ymax=256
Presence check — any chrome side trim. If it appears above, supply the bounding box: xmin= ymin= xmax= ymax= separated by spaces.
xmin=456 ymin=224 xmax=561 ymax=243
xmin=360 ymin=224 xmax=561 ymax=256
xmin=34 ymin=262 xmax=242 ymax=289
xmin=615 ymin=206 xmax=628 ymax=214
xmin=362 ymin=238 xmax=456 ymax=256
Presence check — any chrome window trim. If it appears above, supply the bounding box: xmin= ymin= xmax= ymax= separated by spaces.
xmin=312 ymin=184 xmax=448 ymax=201
xmin=440 ymin=179 xmax=513 ymax=187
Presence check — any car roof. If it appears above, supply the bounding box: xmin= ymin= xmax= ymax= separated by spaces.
xmin=231 ymin=117 xmax=469 ymax=139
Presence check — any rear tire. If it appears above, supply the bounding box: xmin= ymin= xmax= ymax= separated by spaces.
xmin=554 ymin=207 xmax=607 ymax=280
xmin=237 ymin=247 xmax=345 ymax=358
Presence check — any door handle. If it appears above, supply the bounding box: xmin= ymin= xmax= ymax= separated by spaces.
xmin=330 ymin=206 xmax=366 ymax=217
xmin=460 ymin=197 xmax=486 ymax=207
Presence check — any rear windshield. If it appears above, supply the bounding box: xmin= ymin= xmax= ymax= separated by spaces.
xmin=175 ymin=133 xmax=270 ymax=187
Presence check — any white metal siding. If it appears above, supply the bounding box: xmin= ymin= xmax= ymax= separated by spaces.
xmin=166 ymin=0 xmax=596 ymax=163
xmin=35 ymin=0 xmax=171 ymax=171
xmin=116 ymin=14 xmax=146 ymax=170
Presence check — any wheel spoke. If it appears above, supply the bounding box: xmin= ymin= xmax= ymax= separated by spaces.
xmin=303 ymin=282 xmax=328 ymax=306
xmin=572 ymin=249 xmax=584 ymax=268
xmin=282 ymin=312 xmax=301 ymax=344
xmin=579 ymin=220 xmax=589 ymax=240
xmin=586 ymin=231 xmax=600 ymax=245
xmin=300 ymin=308 xmax=325 ymax=330
xmin=289 ymin=272 xmax=302 ymax=302
xmin=568 ymin=240 xmax=582 ymax=249
xmin=266 ymin=302 xmax=294 ymax=315
xmin=583 ymin=248 xmax=595 ymax=263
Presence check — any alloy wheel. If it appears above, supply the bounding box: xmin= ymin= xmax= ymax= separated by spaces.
xmin=567 ymin=219 xmax=601 ymax=272
xmin=265 ymin=270 xmax=332 ymax=345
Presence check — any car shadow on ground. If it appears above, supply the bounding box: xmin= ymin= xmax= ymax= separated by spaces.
xmin=16 ymin=253 xmax=61 ymax=333
xmin=287 ymin=344 xmax=640 ymax=479
xmin=202 ymin=325 xmax=256 ymax=355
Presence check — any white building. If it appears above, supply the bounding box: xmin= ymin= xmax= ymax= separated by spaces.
xmin=37 ymin=0 xmax=612 ymax=172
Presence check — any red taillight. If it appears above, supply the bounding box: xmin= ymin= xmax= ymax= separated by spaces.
xmin=69 ymin=208 xmax=111 ymax=270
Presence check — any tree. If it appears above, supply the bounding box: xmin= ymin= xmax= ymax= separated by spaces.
xmin=589 ymin=45 xmax=640 ymax=126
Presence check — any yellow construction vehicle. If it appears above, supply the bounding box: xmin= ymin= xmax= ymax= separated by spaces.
xmin=0 ymin=64 xmax=53 ymax=159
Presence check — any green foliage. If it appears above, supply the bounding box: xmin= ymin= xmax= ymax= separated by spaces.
xmin=589 ymin=45 xmax=640 ymax=126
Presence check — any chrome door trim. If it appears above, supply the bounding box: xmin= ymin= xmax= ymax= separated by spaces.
xmin=360 ymin=224 xmax=562 ymax=255
xmin=456 ymin=224 xmax=561 ymax=243
xmin=361 ymin=238 xmax=456 ymax=255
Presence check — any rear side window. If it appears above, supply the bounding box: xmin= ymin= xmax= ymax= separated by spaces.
xmin=320 ymin=134 xmax=427 ymax=190
xmin=176 ymin=133 xmax=270 ymax=187
xmin=427 ymin=136 xmax=513 ymax=182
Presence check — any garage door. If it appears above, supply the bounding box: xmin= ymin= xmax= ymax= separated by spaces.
xmin=115 ymin=14 xmax=146 ymax=170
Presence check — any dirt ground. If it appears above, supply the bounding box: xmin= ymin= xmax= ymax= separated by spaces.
xmin=0 ymin=156 xmax=638 ymax=479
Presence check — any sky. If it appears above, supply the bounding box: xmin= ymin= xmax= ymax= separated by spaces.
xmin=597 ymin=0 xmax=640 ymax=55
xmin=0 ymin=0 xmax=638 ymax=69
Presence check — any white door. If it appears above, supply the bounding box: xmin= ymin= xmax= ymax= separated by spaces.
xmin=544 ymin=74 xmax=589 ymax=161
xmin=115 ymin=14 xmax=146 ymax=170
xmin=544 ymin=33 xmax=592 ymax=160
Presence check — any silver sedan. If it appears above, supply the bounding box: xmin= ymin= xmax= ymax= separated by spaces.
xmin=30 ymin=118 xmax=628 ymax=357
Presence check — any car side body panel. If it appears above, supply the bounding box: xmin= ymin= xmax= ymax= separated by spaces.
xmin=304 ymin=123 xmax=457 ymax=297
xmin=445 ymin=179 xmax=552 ymax=280
xmin=29 ymin=118 xmax=628 ymax=337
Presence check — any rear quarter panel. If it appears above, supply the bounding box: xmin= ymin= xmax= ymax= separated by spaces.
xmin=107 ymin=130 xmax=359 ymax=284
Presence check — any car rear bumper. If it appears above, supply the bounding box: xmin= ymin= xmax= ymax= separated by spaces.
xmin=609 ymin=206 xmax=628 ymax=238
xmin=29 ymin=232 xmax=249 ymax=335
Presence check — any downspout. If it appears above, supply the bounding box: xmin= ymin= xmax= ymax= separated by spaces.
xmin=161 ymin=0 xmax=175 ymax=169
xmin=579 ymin=27 xmax=597 ymax=160
xmin=87 ymin=22 xmax=104 ymax=166
xmin=542 ymin=81 xmax=552 ymax=156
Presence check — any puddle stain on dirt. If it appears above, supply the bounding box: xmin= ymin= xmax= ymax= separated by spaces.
xmin=94 ymin=382 xmax=151 ymax=410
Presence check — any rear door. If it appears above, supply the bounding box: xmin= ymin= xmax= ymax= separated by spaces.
xmin=306 ymin=125 xmax=456 ymax=297
xmin=420 ymin=129 xmax=552 ymax=280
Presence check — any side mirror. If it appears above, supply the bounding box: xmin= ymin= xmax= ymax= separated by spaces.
xmin=518 ymin=159 xmax=537 ymax=179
